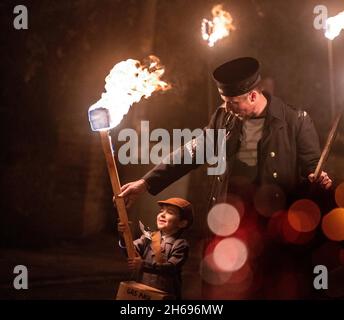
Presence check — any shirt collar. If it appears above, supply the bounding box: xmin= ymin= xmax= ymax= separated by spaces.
xmin=160 ymin=230 xmax=182 ymax=244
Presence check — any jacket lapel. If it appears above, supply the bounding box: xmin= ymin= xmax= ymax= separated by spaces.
xmin=260 ymin=94 xmax=286 ymax=151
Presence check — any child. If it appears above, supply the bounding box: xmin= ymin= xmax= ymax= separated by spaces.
xmin=118 ymin=197 xmax=193 ymax=299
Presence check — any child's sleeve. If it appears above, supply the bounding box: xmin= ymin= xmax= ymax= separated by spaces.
xmin=119 ymin=235 xmax=146 ymax=257
xmin=133 ymin=235 xmax=147 ymax=256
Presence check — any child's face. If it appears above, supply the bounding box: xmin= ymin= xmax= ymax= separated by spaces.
xmin=156 ymin=204 xmax=187 ymax=235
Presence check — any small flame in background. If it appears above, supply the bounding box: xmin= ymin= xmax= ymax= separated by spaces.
xmin=89 ymin=55 xmax=171 ymax=129
xmin=201 ymin=4 xmax=235 ymax=47
xmin=325 ymin=10 xmax=344 ymax=40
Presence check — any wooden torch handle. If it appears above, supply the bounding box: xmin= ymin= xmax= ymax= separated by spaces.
xmin=313 ymin=110 xmax=343 ymax=180
xmin=99 ymin=130 xmax=136 ymax=259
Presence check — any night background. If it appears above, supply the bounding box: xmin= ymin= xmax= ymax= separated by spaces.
xmin=0 ymin=0 xmax=343 ymax=300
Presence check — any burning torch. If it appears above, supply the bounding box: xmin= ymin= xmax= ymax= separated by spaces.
xmin=324 ymin=10 xmax=344 ymax=120
xmin=201 ymin=4 xmax=235 ymax=48
xmin=313 ymin=10 xmax=344 ymax=179
xmin=201 ymin=4 xmax=235 ymax=117
xmin=88 ymin=56 xmax=170 ymax=258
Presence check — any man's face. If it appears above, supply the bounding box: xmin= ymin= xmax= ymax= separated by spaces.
xmin=156 ymin=204 xmax=186 ymax=235
xmin=221 ymin=92 xmax=255 ymax=118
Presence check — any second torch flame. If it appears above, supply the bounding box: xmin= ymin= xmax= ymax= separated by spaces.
xmin=325 ymin=10 xmax=344 ymax=40
xmin=202 ymin=4 xmax=235 ymax=47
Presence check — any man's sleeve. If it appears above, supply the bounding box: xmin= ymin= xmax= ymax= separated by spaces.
xmin=296 ymin=111 xmax=321 ymax=177
xmin=142 ymin=109 xmax=220 ymax=195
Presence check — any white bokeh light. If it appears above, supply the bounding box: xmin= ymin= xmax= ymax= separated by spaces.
xmin=207 ymin=203 xmax=240 ymax=236
xmin=213 ymin=237 xmax=248 ymax=272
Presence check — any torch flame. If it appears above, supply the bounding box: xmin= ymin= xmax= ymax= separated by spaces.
xmin=201 ymin=4 xmax=235 ymax=47
xmin=325 ymin=11 xmax=344 ymax=40
xmin=89 ymin=55 xmax=170 ymax=130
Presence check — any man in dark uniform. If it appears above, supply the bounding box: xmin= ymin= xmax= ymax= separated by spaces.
xmin=117 ymin=57 xmax=333 ymax=298
xmin=118 ymin=57 xmax=331 ymax=205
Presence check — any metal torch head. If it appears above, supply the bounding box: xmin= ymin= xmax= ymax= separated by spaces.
xmin=88 ymin=107 xmax=112 ymax=131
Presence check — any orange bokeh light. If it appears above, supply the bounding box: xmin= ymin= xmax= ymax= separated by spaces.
xmin=287 ymin=199 xmax=321 ymax=232
xmin=268 ymin=210 xmax=315 ymax=244
xmin=321 ymin=208 xmax=344 ymax=241
xmin=282 ymin=214 xmax=316 ymax=245
xmin=335 ymin=182 xmax=344 ymax=207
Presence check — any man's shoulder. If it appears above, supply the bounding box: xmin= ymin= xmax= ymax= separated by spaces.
xmin=285 ymin=103 xmax=309 ymax=119
xmin=271 ymin=95 xmax=310 ymax=122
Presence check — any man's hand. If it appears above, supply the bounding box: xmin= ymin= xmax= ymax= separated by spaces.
xmin=127 ymin=256 xmax=143 ymax=271
xmin=113 ymin=179 xmax=148 ymax=208
xmin=308 ymin=171 xmax=333 ymax=190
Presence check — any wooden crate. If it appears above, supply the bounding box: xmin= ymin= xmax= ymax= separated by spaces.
xmin=116 ymin=281 xmax=174 ymax=300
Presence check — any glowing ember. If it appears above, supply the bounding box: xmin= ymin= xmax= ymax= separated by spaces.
xmin=207 ymin=203 xmax=240 ymax=236
xmin=213 ymin=237 xmax=248 ymax=272
xmin=322 ymin=208 xmax=344 ymax=241
xmin=325 ymin=11 xmax=344 ymax=40
xmin=287 ymin=199 xmax=321 ymax=233
xmin=88 ymin=55 xmax=170 ymax=131
xmin=201 ymin=4 xmax=235 ymax=47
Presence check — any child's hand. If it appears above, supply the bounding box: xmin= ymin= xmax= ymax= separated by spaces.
xmin=117 ymin=221 xmax=132 ymax=233
xmin=127 ymin=256 xmax=143 ymax=271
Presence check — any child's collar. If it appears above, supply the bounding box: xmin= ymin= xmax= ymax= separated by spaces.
xmin=139 ymin=220 xmax=183 ymax=241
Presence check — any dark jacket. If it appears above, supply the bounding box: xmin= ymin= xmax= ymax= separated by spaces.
xmin=143 ymin=94 xmax=321 ymax=208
